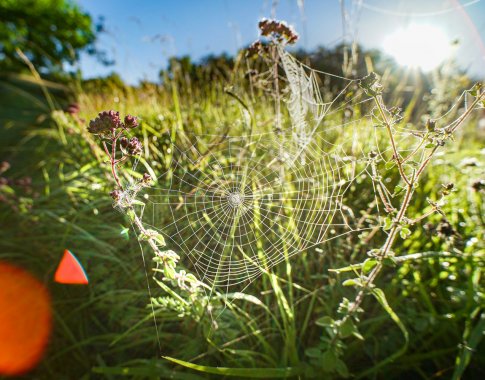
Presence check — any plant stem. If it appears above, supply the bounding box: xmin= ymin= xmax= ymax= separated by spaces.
xmin=373 ymin=94 xmax=411 ymax=186
xmin=103 ymin=135 xmax=122 ymax=189
xmin=335 ymin=88 xmax=484 ymax=340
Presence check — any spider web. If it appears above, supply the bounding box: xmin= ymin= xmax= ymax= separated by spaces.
xmin=126 ymin=47 xmax=384 ymax=290
xmin=137 ymin=136 xmax=358 ymax=288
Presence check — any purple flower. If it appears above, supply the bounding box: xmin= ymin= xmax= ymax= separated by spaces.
xmin=124 ymin=115 xmax=139 ymax=129
xmin=88 ymin=110 xmax=122 ymax=135
xmin=126 ymin=137 xmax=142 ymax=156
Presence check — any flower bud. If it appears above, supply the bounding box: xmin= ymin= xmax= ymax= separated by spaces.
xmin=119 ymin=137 xmax=129 ymax=149
xmin=124 ymin=115 xmax=139 ymax=129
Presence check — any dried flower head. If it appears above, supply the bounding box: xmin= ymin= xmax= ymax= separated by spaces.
xmin=441 ymin=182 xmax=455 ymax=196
xmin=246 ymin=40 xmax=268 ymax=57
xmin=359 ymin=72 xmax=382 ymax=97
xmin=258 ymin=18 xmax=299 ymax=44
xmin=437 ymin=220 xmax=456 ymax=238
xmin=471 ymin=179 xmax=485 ymax=192
xmin=110 ymin=189 xmax=122 ymax=202
xmin=368 ymin=150 xmax=378 ymax=159
xmin=88 ymin=110 xmax=122 ymax=135
xmin=426 ymin=119 xmax=437 ymax=132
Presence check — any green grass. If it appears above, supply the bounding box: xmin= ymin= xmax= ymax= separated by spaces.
xmin=0 ymin=59 xmax=484 ymax=380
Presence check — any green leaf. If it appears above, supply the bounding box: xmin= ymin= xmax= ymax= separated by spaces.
xmin=335 ymin=359 xmax=349 ymax=378
xmin=362 ymin=259 xmax=377 ymax=274
xmin=305 ymin=347 xmax=322 ymax=358
xmin=393 ymin=185 xmax=405 ymax=196
xmin=321 ymin=350 xmax=337 ymax=371
xmin=385 ymin=161 xmax=395 ymax=170
xmin=339 ymin=318 xmax=364 ymax=340
xmin=130 ymin=199 xmax=146 ymax=207
xmin=316 ymin=316 xmax=334 ymax=327
xmin=138 ymin=229 xmax=166 ymax=247
xmin=383 ymin=217 xmax=393 ymax=231
xmin=383 ymin=257 xmax=397 ymax=267
xmin=425 ymin=143 xmax=435 ymax=148
xmin=126 ymin=209 xmax=136 ymax=221
xmin=164 ymin=265 xmax=176 ymax=279
xmin=469 ymin=82 xmax=482 ymax=97
xmin=342 ymin=278 xmax=361 ymax=287
xmin=328 ymin=263 xmax=362 ymax=274
xmin=163 ymin=356 xmax=302 ymax=378
xmin=339 ymin=318 xmax=355 ymax=338
xmin=352 ymin=330 xmax=365 ymax=341
xmin=153 ymin=234 xmax=166 ymax=247
xmin=400 ymin=227 xmax=411 ymax=239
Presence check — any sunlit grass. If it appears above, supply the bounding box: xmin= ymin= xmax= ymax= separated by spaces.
xmin=0 ymin=54 xmax=484 ymax=379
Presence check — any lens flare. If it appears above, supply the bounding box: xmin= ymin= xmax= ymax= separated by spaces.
xmin=54 ymin=249 xmax=89 ymax=285
xmin=0 ymin=262 xmax=52 ymax=376
xmin=383 ymin=24 xmax=452 ymax=71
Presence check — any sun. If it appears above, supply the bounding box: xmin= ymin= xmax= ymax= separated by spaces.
xmin=383 ymin=24 xmax=453 ymax=71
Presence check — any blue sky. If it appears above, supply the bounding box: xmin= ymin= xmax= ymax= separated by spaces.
xmin=76 ymin=0 xmax=485 ymax=84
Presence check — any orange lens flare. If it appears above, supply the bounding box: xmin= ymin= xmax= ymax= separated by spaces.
xmin=0 ymin=262 xmax=52 ymax=376
xmin=54 ymin=249 xmax=89 ymax=285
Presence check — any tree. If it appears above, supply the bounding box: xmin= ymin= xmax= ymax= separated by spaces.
xmin=0 ymin=0 xmax=108 ymax=74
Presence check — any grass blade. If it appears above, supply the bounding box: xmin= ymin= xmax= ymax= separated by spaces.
xmin=163 ymin=356 xmax=303 ymax=378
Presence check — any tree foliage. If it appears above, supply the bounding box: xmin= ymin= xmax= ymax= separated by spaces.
xmin=0 ymin=0 xmax=106 ymax=73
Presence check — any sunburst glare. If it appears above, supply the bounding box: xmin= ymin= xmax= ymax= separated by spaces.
xmin=383 ymin=24 xmax=453 ymax=71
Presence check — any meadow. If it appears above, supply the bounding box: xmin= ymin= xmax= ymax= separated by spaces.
xmin=0 ymin=23 xmax=484 ymax=379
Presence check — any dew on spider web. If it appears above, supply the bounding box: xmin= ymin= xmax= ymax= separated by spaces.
xmin=128 ymin=47 xmax=387 ymax=292
xmin=133 ymin=132 xmax=376 ymax=290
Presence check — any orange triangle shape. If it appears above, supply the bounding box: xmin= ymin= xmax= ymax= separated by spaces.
xmin=54 ymin=250 xmax=89 ymax=285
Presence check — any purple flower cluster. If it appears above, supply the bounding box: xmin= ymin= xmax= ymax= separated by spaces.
xmin=88 ymin=110 xmax=139 ymax=136
xmin=120 ymin=136 xmax=142 ymax=156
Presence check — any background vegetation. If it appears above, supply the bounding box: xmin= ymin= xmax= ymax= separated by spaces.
xmin=0 ymin=1 xmax=484 ymax=379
